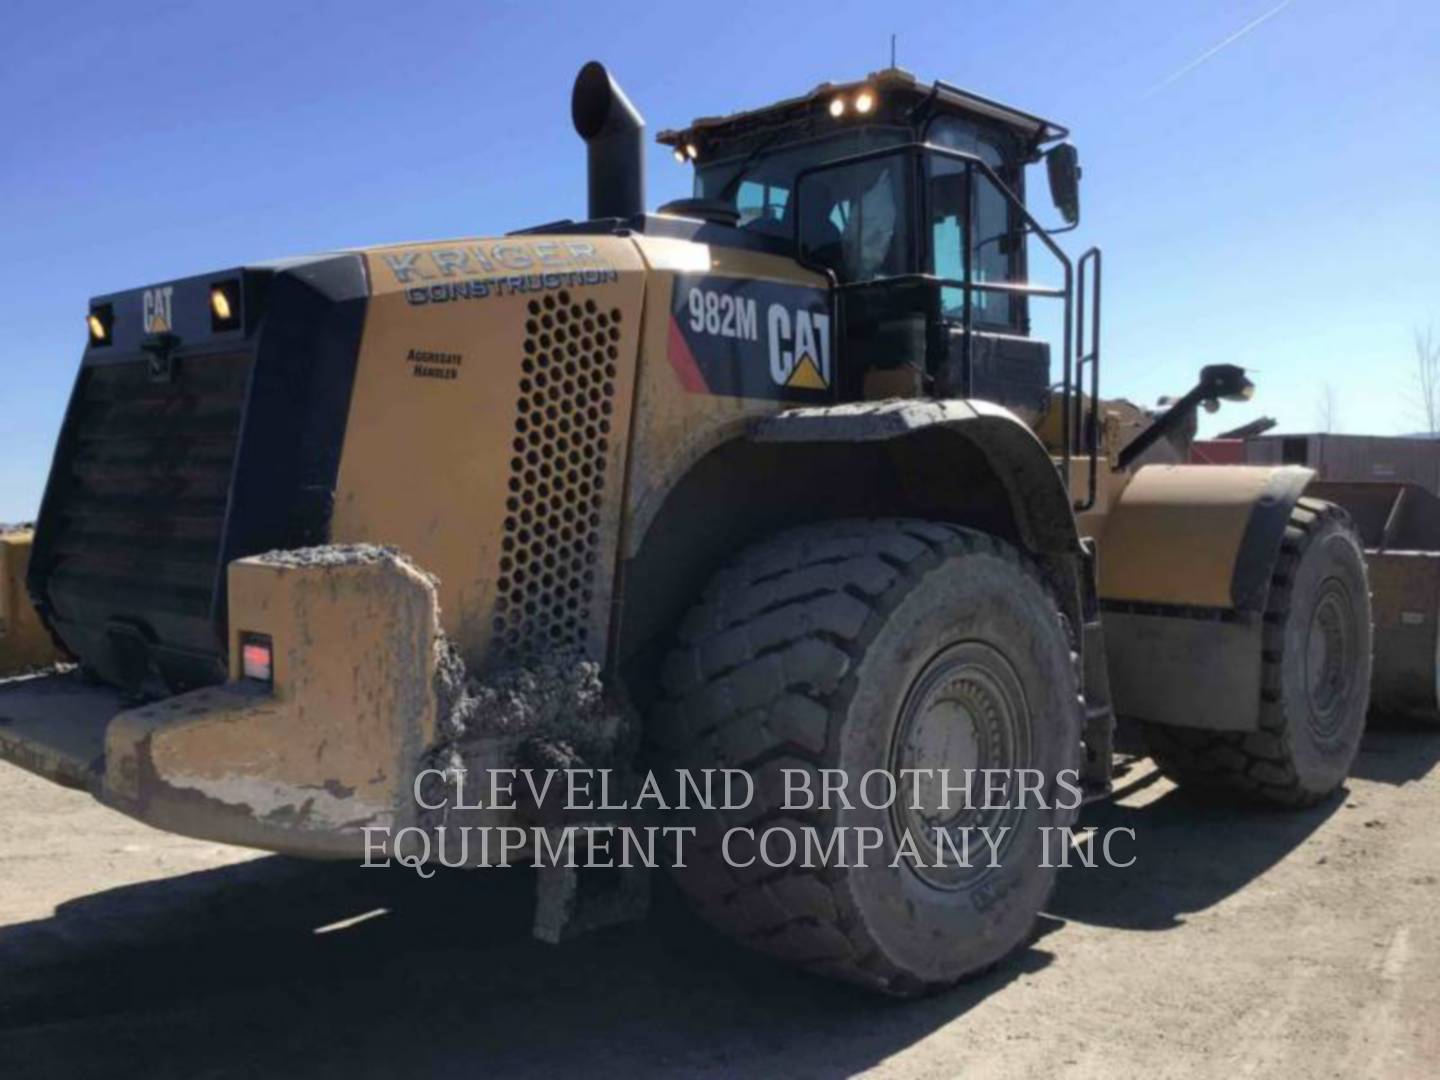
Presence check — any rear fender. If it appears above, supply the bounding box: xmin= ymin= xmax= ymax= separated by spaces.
xmin=751 ymin=399 xmax=1080 ymax=556
xmin=615 ymin=399 xmax=1089 ymax=701
xmin=749 ymin=399 xmax=1086 ymax=633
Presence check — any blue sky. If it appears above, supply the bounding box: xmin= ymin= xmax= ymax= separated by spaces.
xmin=1 ymin=0 xmax=1436 ymax=520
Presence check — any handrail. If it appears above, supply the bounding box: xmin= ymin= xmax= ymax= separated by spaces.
xmin=791 ymin=141 xmax=1080 ymax=496
xmin=830 ymin=273 xmax=1067 ymax=299
xmin=1075 ymin=247 xmax=1102 ymax=511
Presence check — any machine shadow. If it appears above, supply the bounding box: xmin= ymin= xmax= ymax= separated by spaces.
xmin=1348 ymin=723 xmax=1440 ymax=785
xmin=3 ymin=730 xmax=1414 ymax=1076
xmin=1051 ymin=764 xmax=1343 ymax=932
xmin=0 ymin=856 xmax=1046 ymax=1079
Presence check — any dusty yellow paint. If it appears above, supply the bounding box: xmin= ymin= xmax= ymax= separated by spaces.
xmin=333 ymin=235 xmax=646 ymax=667
xmin=0 ymin=530 xmax=64 ymax=675
xmin=2 ymin=211 xmax=1327 ymax=857
xmin=331 ymin=230 xmax=827 ymax=661
xmin=1094 ymin=464 xmax=1298 ymax=609
xmin=1035 ymin=393 xmax=1300 ymax=611
xmin=102 ymin=551 xmax=441 ymax=854
xmin=621 ymin=236 xmax=824 ymax=556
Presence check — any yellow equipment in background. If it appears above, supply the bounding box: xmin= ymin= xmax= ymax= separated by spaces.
xmin=0 ymin=530 xmax=63 ymax=676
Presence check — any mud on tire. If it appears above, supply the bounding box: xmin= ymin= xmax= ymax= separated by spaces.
xmin=1143 ymin=497 xmax=1372 ymax=807
xmin=651 ymin=519 xmax=1083 ymax=995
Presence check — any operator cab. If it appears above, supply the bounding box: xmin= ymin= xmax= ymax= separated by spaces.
xmin=658 ymin=69 xmax=1086 ymax=422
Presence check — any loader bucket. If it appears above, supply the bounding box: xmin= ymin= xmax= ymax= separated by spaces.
xmin=1309 ymin=481 xmax=1440 ymax=723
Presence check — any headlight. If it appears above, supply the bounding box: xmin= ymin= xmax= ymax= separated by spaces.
xmin=210 ymin=280 xmax=241 ymax=332
xmin=87 ymin=304 xmax=113 ymax=347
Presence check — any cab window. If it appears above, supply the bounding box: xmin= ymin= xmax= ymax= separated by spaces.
xmin=926 ymin=118 xmax=1017 ymax=327
xmin=734 ymin=180 xmax=788 ymax=229
xmin=696 ymin=128 xmax=908 ymax=244
xmin=795 ymin=154 xmax=912 ymax=281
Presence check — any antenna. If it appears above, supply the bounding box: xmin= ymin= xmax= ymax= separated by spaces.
xmin=890 ymin=33 xmax=897 ymax=69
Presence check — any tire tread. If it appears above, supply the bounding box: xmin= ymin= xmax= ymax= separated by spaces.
xmin=1143 ymin=497 xmax=1368 ymax=807
xmin=654 ymin=518 xmax=1073 ymax=993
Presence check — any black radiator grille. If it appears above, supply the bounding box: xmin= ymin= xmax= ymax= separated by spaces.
xmin=39 ymin=352 xmax=253 ymax=690
xmin=30 ymin=255 xmax=368 ymax=696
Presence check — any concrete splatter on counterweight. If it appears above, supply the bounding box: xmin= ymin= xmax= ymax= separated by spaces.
xmin=422 ymin=638 xmax=638 ymax=827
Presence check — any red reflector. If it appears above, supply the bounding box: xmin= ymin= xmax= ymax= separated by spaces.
xmin=240 ymin=635 xmax=273 ymax=683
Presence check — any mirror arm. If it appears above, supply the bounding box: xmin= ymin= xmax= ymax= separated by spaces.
xmin=1117 ymin=365 xmax=1254 ymax=471
xmin=1116 ymin=384 xmax=1208 ymax=471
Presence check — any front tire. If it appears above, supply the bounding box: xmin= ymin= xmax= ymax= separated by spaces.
xmin=652 ymin=519 xmax=1083 ymax=995
xmin=1143 ymin=497 xmax=1372 ymax=806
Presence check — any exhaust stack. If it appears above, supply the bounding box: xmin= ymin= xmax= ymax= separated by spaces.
xmin=571 ymin=61 xmax=645 ymax=220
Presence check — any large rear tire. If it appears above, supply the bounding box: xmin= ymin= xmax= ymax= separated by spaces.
xmin=652 ymin=519 xmax=1083 ymax=995
xmin=1143 ymin=497 xmax=1372 ymax=807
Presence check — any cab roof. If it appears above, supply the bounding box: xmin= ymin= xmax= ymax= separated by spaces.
xmin=656 ymin=67 xmax=1068 ymax=155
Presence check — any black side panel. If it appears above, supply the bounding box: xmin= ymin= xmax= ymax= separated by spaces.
xmin=28 ymin=255 xmax=368 ymax=696
xmin=938 ymin=329 xmax=1050 ymax=416
xmin=221 ymin=256 xmax=368 ymax=568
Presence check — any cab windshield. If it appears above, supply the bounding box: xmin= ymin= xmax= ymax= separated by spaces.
xmin=694 ymin=117 xmax=1022 ymax=329
xmin=693 ymin=128 xmax=908 ymax=240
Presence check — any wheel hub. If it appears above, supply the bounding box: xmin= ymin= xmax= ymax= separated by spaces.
xmin=1304 ymin=577 xmax=1356 ymax=743
xmin=891 ymin=641 xmax=1032 ymax=890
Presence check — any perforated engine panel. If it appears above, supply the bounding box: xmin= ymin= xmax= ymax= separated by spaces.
xmin=493 ymin=290 xmax=624 ymax=662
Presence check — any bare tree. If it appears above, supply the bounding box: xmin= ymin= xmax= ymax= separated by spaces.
xmin=1415 ymin=326 xmax=1440 ymax=437
xmin=1316 ymin=382 xmax=1340 ymax=434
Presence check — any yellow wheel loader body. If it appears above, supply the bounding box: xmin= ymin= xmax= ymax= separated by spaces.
xmin=0 ymin=216 xmax=1344 ymax=850
xmin=0 ymin=60 xmax=1380 ymax=878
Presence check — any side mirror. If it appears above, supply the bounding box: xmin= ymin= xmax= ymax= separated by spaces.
xmin=1045 ymin=143 xmax=1081 ymax=226
xmin=1199 ymin=363 xmax=1255 ymax=407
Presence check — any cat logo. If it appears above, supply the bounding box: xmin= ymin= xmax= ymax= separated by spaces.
xmin=142 ymin=286 xmax=174 ymax=334
xmin=767 ymin=304 xmax=831 ymax=390
xmin=667 ymin=274 xmax=835 ymax=401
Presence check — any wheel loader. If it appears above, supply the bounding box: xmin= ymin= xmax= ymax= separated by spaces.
xmin=0 ymin=61 xmax=1376 ymax=994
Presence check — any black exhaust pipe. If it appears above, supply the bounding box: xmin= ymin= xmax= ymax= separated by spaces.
xmin=571 ymin=61 xmax=645 ymax=220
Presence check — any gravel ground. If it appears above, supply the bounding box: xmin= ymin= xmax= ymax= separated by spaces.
xmin=0 ymin=729 xmax=1437 ymax=1079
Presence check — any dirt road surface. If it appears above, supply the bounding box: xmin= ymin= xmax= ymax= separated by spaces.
xmin=1 ymin=728 xmax=1437 ymax=1079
